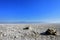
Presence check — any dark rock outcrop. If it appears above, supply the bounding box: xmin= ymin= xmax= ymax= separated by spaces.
xmin=40 ymin=28 xmax=57 ymax=35
xmin=23 ymin=27 xmax=29 ymax=30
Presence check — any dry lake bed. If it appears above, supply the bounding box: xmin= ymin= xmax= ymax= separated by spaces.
xmin=0 ymin=23 xmax=60 ymax=40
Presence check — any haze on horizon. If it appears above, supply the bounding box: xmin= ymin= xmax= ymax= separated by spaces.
xmin=0 ymin=0 xmax=60 ymax=23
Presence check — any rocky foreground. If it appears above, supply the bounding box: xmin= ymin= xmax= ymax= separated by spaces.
xmin=0 ymin=24 xmax=60 ymax=40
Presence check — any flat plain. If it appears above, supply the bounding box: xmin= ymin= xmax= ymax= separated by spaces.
xmin=0 ymin=23 xmax=60 ymax=40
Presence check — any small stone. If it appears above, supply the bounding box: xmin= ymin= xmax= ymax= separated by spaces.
xmin=14 ymin=35 xmax=19 ymax=39
xmin=2 ymin=33 xmax=7 ymax=37
xmin=14 ymin=36 xmax=16 ymax=38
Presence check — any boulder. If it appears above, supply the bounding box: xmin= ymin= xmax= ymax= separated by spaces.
xmin=40 ymin=28 xmax=57 ymax=35
xmin=45 ymin=28 xmax=57 ymax=35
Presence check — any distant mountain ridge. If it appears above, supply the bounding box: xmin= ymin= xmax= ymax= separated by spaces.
xmin=0 ymin=21 xmax=45 ymax=24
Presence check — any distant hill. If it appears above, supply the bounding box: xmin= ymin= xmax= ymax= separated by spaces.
xmin=0 ymin=21 xmax=46 ymax=24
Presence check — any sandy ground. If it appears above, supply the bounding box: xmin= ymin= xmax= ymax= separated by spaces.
xmin=0 ymin=23 xmax=60 ymax=40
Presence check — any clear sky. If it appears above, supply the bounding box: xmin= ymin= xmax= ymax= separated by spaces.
xmin=0 ymin=0 xmax=60 ymax=23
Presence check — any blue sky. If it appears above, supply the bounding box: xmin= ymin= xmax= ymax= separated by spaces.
xmin=0 ymin=0 xmax=60 ymax=23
